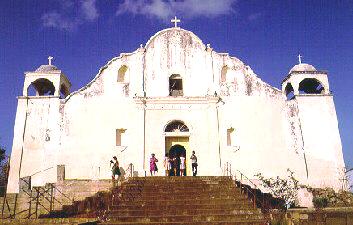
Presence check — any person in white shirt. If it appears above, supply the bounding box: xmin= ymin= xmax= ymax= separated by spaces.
xmin=190 ymin=151 xmax=198 ymax=176
xmin=180 ymin=153 xmax=186 ymax=176
xmin=164 ymin=153 xmax=171 ymax=176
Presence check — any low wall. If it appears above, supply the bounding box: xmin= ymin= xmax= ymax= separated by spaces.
xmin=270 ymin=207 xmax=353 ymax=225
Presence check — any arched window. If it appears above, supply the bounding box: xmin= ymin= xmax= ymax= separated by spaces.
xmin=27 ymin=78 xmax=55 ymax=96
xmin=118 ymin=65 xmax=128 ymax=82
xmin=221 ymin=66 xmax=228 ymax=82
xmin=169 ymin=74 xmax=183 ymax=96
xmin=285 ymin=83 xmax=294 ymax=100
xmin=165 ymin=120 xmax=189 ymax=132
xmin=298 ymin=78 xmax=325 ymax=94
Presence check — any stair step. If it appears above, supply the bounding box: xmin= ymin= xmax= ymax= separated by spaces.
xmin=105 ymin=213 xmax=264 ymax=222
xmin=120 ymin=196 xmax=247 ymax=201
xmin=111 ymin=203 xmax=254 ymax=210
xmin=0 ymin=218 xmax=98 ymax=225
xmin=112 ymin=199 xmax=252 ymax=206
xmin=100 ymin=219 xmax=265 ymax=225
xmin=106 ymin=209 xmax=261 ymax=216
xmin=116 ymin=190 xmax=242 ymax=196
xmin=124 ymin=181 xmax=234 ymax=185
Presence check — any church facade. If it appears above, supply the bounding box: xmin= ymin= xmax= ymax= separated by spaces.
xmin=7 ymin=26 xmax=346 ymax=193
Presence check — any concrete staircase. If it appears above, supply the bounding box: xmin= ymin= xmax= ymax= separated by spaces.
xmin=101 ymin=176 xmax=267 ymax=225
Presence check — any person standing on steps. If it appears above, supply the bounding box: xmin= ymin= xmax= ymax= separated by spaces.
xmin=180 ymin=153 xmax=186 ymax=176
xmin=175 ymin=154 xmax=180 ymax=176
xmin=164 ymin=153 xmax=171 ymax=176
xmin=190 ymin=151 xmax=198 ymax=176
xmin=110 ymin=156 xmax=121 ymax=181
xmin=171 ymin=154 xmax=177 ymax=176
xmin=149 ymin=153 xmax=158 ymax=176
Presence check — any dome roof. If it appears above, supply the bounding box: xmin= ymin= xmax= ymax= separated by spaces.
xmin=35 ymin=65 xmax=60 ymax=73
xmin=289 ymin=63 xmax=316 ymax=73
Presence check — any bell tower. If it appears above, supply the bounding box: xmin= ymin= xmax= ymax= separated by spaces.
xmin=23 ymin=56 xmax=71 ymax=98
xmin=282 ymin=57 xmax=346 ymax=190
xmin=7 ymin=57 xmax=71 ymax=193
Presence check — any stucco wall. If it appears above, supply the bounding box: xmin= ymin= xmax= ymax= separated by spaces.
xmin=296 ymin=95 xmax=345 ymax=189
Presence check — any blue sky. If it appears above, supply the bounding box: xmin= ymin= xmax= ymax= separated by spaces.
xmin=0 ymin=0 xmax=352 ymax=175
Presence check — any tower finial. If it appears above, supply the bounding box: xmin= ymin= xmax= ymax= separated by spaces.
xmin=298 ymin=54 xmax=302 ymax=64
xmin=48 ymin=56 xmax=54 ymax=65
xmin=171 ymin=16 xmax=181 ymax=28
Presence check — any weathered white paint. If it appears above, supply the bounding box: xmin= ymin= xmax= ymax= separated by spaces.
xmin=7 ymin=27 xmax=346 ymax=196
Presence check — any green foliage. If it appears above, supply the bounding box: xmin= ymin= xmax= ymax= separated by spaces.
xmin=312 ymin=196 xmax=329 ymax=208
xmin=0 ymin=145 xmax=5 ymax=164
xmin=255 ymin=169 xmax=300 ymax=209
xmin=0 ymin=143 xmax=8 ymax=196
xmin=347 ymin=168 xmax=353 ymax=192
xmin=308 ymin=187 xmax=353 ymax=207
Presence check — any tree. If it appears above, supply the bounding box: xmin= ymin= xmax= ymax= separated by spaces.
xmin=0 ymin=144 xmax=9 ymax=195
xmin=346 ymin=168 xmax=353 ymax=191
xmin=0 ymin=145 xmax=5 ymax=163
xmin=255 ymin=169 xmax=300 ymax=209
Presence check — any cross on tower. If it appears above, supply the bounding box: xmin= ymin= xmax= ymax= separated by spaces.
xmin=298 ymin=54 xmax=302 ymax=64
xmin=171 ymin=16 xmax=181 ymax=28
xmin=48 ymin=56 xmax=54 ymax=65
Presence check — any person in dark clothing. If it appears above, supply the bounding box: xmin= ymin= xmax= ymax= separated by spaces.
xmin=190 ymin=151 xmax=198 ymax=176
xmin=110 ymin=156 xmax=121 ymax=180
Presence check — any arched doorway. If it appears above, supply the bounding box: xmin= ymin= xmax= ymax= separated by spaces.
xmin=168 ymin=144 xmax=187 ymax=176
xmin=164 ymin=120 xmax=190 ymax=176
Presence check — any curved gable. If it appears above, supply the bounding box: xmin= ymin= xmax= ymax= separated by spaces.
xmin=144 ymin=28 xmax=212 ymax=97
xmin=145 ymin=28 xmax=205 ymax=50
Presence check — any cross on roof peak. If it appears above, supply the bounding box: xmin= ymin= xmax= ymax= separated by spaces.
xmin=171 ymin=16 xmax=181 ymax=28
xmin=48 ymin=56 xmax=54 ymax=65
xmin=298 ymin=54 xmax=302 ymax=64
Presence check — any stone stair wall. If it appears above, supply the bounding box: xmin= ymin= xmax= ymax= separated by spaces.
xmin=0 ymin=165 xmax=113 ymax=219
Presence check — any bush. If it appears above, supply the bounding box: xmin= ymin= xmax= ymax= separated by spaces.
xmin=307 ymin=187 xmax=353 ymax=207
xmin=313 ymin=196 xmax=329 ymax=208
xmin=255 ymin=169 xmax=299 ymax=209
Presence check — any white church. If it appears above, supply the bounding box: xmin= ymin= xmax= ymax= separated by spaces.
xmin=7 ymin=21 xmax=346 ymax=194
